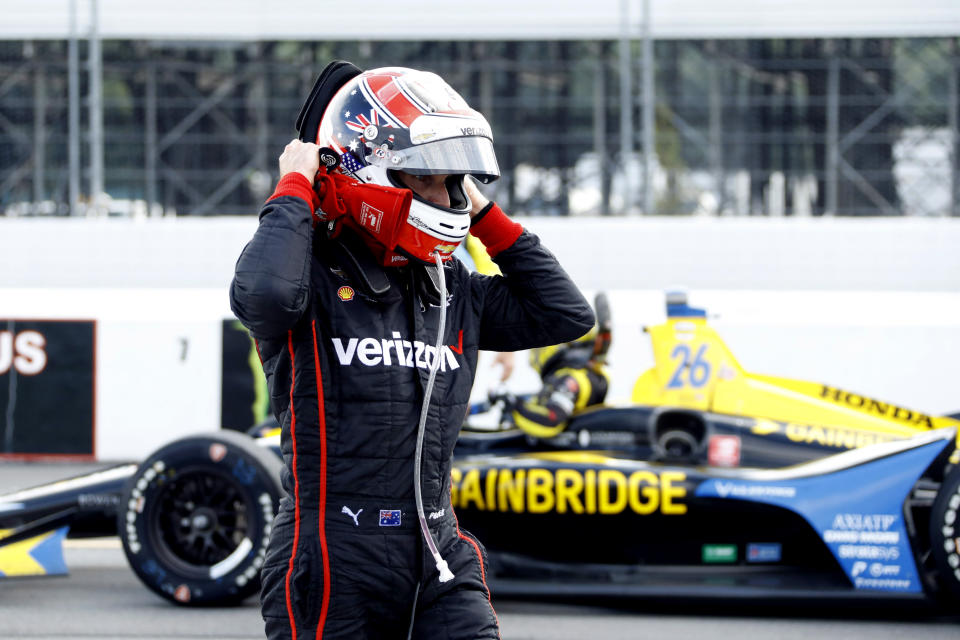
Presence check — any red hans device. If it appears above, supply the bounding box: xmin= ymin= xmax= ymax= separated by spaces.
xmin=393 ymin=218 xmax=459 ymax=263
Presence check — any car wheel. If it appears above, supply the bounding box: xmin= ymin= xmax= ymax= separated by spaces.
xmin=118 ymin=430 xmax=283 ymax=606
xmin=930 ymin=465 xmax=960 ymax=603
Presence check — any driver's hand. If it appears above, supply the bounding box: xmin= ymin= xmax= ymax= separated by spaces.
xmin=278 ymin=139 xmax=320 ymax=183
xmin=492 ymin=351 xmax=515 ymax=383
xmin=465 ymin=176 xmax=491 ymax=217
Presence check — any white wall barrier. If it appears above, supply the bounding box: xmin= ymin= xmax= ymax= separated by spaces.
xmin=1 ymin=217 xmax=958 ymax=460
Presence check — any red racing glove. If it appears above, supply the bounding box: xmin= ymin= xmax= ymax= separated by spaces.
xmin=313 ymin=172 xmax=412 ymax=253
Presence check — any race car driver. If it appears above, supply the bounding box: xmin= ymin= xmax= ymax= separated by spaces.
xmin=230 ymin=61 xmax=595 ymax=640
xmin=510 ymin=293 xmax=612 ymax=438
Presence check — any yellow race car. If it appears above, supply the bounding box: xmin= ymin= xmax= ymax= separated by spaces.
xmin=451 ymin=291 xmax=960 ymax=606
xmin=631 ymin=291 xmax=960 ymax=463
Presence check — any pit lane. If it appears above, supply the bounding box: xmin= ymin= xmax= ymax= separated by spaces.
xmin=0 ymin=462 xmax=957 ymax=639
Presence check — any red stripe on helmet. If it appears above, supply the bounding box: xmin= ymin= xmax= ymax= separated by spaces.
xmin=363 ymin=74 xmax=425 ymax=128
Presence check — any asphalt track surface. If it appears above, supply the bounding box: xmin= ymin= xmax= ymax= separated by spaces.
xmin=2 ymin=462 xmax=959 ymax=640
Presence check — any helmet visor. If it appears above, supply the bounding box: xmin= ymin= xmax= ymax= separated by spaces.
xmin=375 ymin=136 xmax=500 ymax=183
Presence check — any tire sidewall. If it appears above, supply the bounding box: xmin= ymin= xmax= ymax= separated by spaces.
xmin=119 ymin=431 xmax=282 ymax=605
xmin=930 ymin=465 xmax=960 ymax=602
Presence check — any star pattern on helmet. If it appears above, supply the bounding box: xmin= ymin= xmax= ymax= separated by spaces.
xmin=340 ymin=152 xmax=364 ymax=174
xmin=344 ymin=110 xmax=351 ymax=118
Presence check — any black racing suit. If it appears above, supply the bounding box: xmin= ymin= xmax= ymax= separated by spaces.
xmin=230 ymin=173 xmax=594 ymax=640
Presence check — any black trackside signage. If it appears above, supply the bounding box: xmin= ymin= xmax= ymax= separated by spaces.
xmin=332 ymin=331 xmax=461 ymax=371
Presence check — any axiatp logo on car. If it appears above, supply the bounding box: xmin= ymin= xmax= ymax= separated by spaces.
xmin=332 ymin=331 xmax=461 ymax=371
xmin=450 ymin=467 xmax=687 ymax=515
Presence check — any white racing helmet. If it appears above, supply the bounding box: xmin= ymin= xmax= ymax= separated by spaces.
xmin=315 ymin=66 xmax=500 ymax=264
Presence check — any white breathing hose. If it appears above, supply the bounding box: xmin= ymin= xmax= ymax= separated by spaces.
xmin=412 ymin=252 xmax=454 ymax=583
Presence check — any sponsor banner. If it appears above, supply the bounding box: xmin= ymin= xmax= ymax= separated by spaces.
xmin=330 ymin=333 xmax=461 ymax=371
xmin=0 ymin=320 xmax=95 ymax=456
xmin=819 ymin=385 xmax=934 ymax=429
xmin=750 ymin=419 xmax=900 ymax=450
xmin=702 ymin=481 xmax=797 ymax=499
xmin=837 ymin=544 xmax=900 ymax=560
xmin=451 ymin=467 xmax=688 ymax=516
xmin=707 ymin=434 xmax=741 ymax=467
xmin=702 ymin=544 xmax=737 ymax=564
xmin=695 ymin=440 xmax=950 ymax=593
xmin=220 ymin=320 xmax=269 ymax=432
xmin=747 ymin=542 xmax=782 ymax=563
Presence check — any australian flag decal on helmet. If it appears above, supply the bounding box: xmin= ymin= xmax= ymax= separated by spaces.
xmin=379 ymin=509 xmax=402 ymax=527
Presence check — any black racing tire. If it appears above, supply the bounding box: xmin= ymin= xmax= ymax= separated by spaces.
xmin=930 ymin=465 xmax=960 ymax=604
xmin=118 ymin=430 xmax=283 ymax=606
